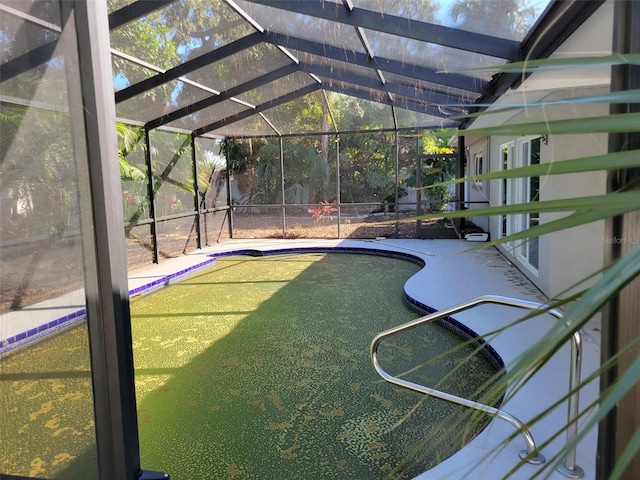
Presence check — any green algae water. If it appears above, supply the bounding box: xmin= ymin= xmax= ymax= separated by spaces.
xmin=131 ymin=253 xmax=503 ymax=480
xmin=0 ymin=252 xmax=503 ymax=479
xmin=0 ymin=324 xmax=98 ymax=479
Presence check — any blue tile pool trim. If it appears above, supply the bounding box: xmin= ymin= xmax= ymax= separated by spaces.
xmin=403 ymin=295 xmax=506 ymax=371
xmin=0 ymin=257 xmax=218 ymax=356
xmin=1 ymin=247 xmax=505 ymax=375
xmin=127 ymin=257 xmax=218 ymax=297
xmin=0 ymin=308 xmax=88 ymax=356
xmin=204 ymin=246 xmax=428 ymax=266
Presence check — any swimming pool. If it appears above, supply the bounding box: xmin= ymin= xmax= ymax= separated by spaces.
xmin=0 ymin=237 xmax=602 ymax=480
xmin=131 ymin=252 xmax=504 ymax=479
xmin=0 ymin=249 xmax=504 ymax=479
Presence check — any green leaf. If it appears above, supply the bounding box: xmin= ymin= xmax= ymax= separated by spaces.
xmin=423 ymin=150 xmax=640 ymax=189
xmin=119 ymin=156 xmax=146 ymax=181
xmin=536 ymin=351 xmax=640 ymax=480
xmin=462 ymin=113 xmax=640 ymax=137
xmin=412 ymin=191 xmax=640 ymax=220
xmin=455 ymin=89 xmax=640 ymax=118
xmin=505 ymin=246 xmax=640 ymax=393
xmin=481 ymin=209 xmax=623 ymax=250
xmin=485 ymin=252 xmax=640 ymax=478
xmin=610 ymin=425 xmax=640 ymax=479
xmin=446 ymin=53 xmax=640 ymax=73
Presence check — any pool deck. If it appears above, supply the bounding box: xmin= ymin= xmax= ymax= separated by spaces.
xmin=1 ymin=238 xmax=601 ymax=480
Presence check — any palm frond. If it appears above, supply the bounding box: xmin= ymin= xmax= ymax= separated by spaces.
xmin=463 ymin=112 xmax=640 ymax=137
xmin=445 ymin=53 xmax=640 ymax=73
xmin=456 ymin=89 xmax=640 ymax=118
xmin=422 ymin=150 xmax=640 ymax=189
xmin=414 ymin=190 xmax=640 ymax=220
xmin=430 ymin=46 xmax=640 ymax=477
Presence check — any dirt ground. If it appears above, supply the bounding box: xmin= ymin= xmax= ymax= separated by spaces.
xmin=1 ymin=213 xmax=460 ymax=314
xmin=230 ymin=211 xmax=435 ymax=239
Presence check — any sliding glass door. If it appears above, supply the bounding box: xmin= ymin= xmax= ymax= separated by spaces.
xmin=499 ymin=137 xmax=540 ymax=271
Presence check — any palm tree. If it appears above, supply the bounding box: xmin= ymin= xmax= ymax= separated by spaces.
xmin=416 ymin=47 xmax=640 ymax=477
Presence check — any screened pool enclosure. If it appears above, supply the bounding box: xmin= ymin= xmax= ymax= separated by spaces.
xmin=3 ymin=0 xmax=591 ymax=272
xmin=1 ymin=0 xmax=639 ymax=479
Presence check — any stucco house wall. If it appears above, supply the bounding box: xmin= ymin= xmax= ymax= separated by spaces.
xmin=463 ymin=139 xmax=490 ymax=232
xmin=464 ymin=1 xmax=613 ymax=298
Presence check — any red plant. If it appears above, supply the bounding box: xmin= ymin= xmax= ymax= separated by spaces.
xmin=307 ymin=206 xmax=323 ymax=223
xmin=308 ymin=200 xmax=337 ymax=224
xmin=320 ymin=200 xmax=337 ymax=217
xmin=122 ymin=190 xmax=135 ymax=204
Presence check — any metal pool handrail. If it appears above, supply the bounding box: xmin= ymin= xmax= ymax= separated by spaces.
xmin=370 ymin=294 xmax=584 ymax=477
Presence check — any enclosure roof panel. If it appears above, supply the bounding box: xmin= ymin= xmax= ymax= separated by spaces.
xmin=352 ymin=0 xmax=545 ymax=42
xmin=165 ymin=97 xmax=250 ymax=132
xmin=394 ymin=106 xmax=458 ymax=130
xmin=232 ymin=0 xmax=367 ymax=54
xmin=116 ymin=78 xmax=215 ymax=124
xmin=254 ymin=90 xmax=335 ymax=135
xmin=182 ymin=42 xmax=293 ymax=94
xmin=207 ymin=111 xmax=283 ymax=138
xmin=109 ymin=0 xmax=254 ymax=76
xmin=381 ymin=71 xmax=482 ymax=105
xmin=1 ymin=0 xmax=605 ymax=138
xmin=363 ymin=29 xmax=505 ymax=81
xmin=235 ymin=71 xmax=318 ymax=106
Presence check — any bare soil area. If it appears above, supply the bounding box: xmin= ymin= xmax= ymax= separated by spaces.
xmin=230 ymin=211 xmax=436 ymax=239
xmin=1 ymin=213 xmax=460 ymax=314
